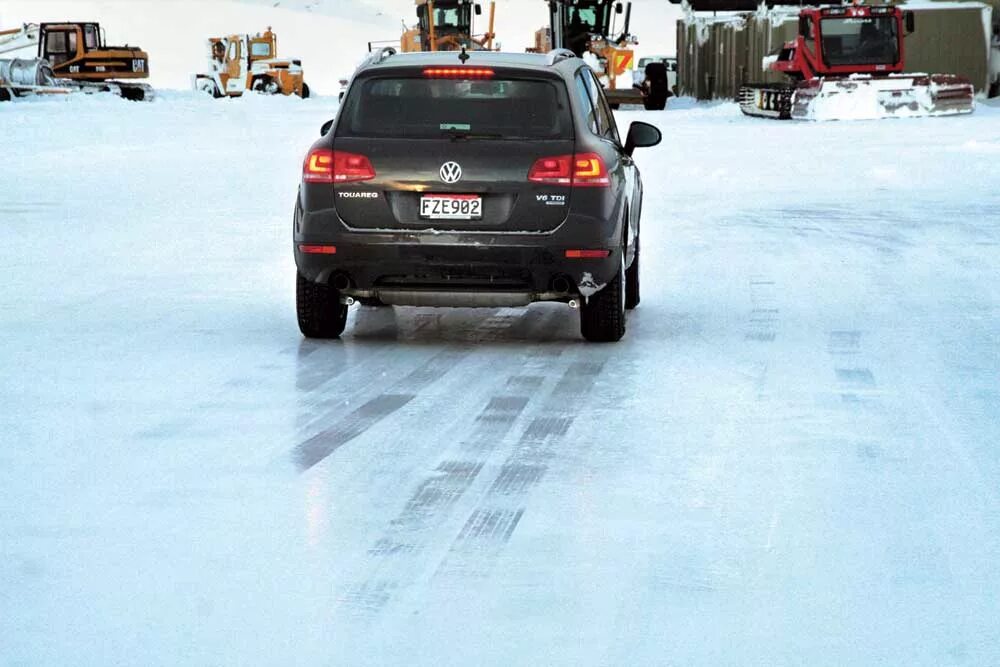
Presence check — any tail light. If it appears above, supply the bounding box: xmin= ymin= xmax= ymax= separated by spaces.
xmin=571 ymin=153 xmax=610 ymax=187
xmin=528 ymin=155 xmax=572 ymax=185
xmin=528 ymin=153 xmax=609 ymax=188
xmin=423 ymin=67 xmax=495 ymax=79
xmin=303 ymin=149 xmax=375 ymax=184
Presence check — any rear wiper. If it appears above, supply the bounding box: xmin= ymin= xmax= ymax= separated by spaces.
xmin=443 ymin=130 xmax=504 ymax=141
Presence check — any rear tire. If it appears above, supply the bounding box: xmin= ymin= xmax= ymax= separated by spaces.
xmin=642 ymin=62 xmax=669 ymax=111
xmin=580 ymin=250 xmax=626 ymax=342
xmin=625 ymin=241 xmax=640 ymax=309
xmin=300 ymin=82 xmax=311 ymax=99
xmin=0 ymin=88 xmax=11 ymax=103
xmin=296 ymin=272 xmax=348 ymax=338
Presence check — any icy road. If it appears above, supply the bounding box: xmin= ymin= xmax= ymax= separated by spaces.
xmin=2 ymin=95 xmax=999 ymax=666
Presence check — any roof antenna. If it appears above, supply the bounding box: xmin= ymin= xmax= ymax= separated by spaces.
xmin=459 ymin=46 xmax=470 ymax=63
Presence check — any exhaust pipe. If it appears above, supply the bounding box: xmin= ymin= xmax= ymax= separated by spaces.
xmin=331 ymin=273 xmax=351 ymax=291
xmin=551 ymin=275 xmax=572 ymax=294
xmin=568 ymin=299 xmax=579 ymax=309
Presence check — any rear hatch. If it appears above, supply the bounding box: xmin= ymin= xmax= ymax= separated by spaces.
xmin=332 ymin=67 xmax=576 ymax=233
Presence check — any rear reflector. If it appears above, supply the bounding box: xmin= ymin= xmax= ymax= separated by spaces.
xmin=423 ymin=67 xmax=495 ymax=79
xmin=299 ymin=245 xmax=337 ymax=254
xmin=303 ymin=149 xmax=375 ymax=183
xmin=565 ymin=249 xmax=611 ymax=259
xmin=529 ymin=153 xmax=610 ymax=187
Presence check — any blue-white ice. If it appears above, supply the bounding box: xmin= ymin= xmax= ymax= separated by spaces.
xmin=2 ymin=89 xmax=1000 ymax=667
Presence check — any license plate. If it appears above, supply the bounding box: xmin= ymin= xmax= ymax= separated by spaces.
xmin=419 ymin=195 xmax=482 ymax=220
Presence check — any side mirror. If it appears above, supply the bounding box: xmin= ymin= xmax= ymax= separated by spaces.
xmin=799 ymin=15 xmax=810 ymax=38
xmin=904 ymin=11 xmax=915 ymax=35
xmin=475 ymin=3 xmax=483 ymax=15
xmin=320 ymin=119 xmax=334 ymax=136
xmin=624 ymin=121 xmax=661 ymax=156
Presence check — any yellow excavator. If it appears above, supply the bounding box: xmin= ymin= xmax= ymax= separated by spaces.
xmin=1 ymin=22 xmax=153 ymax=101
xmin=399 ymin=0 xmax=497 ymax=52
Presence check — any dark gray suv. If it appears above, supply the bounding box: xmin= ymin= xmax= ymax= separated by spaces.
xmin=294 ymin=49 xmax=660 ymax=342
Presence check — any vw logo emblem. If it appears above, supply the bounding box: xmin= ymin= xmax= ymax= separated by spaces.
xmin=439 ymin=161 xmax=463 ymax=184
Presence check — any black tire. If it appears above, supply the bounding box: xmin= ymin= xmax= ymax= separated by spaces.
xmin=0 ymin=88 xmax=11 ymax=103
xmin=625 ymin=240 xmax=640 ymax=310
xmin=642 ymin=62 xmax=669 ymax=111
xmin=580 ymin=250 xmax=626 ymax=342
xmin=300 ymin=82 xmax=311 ymax=99
xmin=296 ymin=272 xmax=348 ymax=338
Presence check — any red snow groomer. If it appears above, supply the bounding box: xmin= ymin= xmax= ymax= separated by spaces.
xmin=739 ymin=4 xmax=975 ymax=120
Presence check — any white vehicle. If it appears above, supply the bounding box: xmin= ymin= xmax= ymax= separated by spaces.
xmin=633 ymin=54 xmax=677 ymax=93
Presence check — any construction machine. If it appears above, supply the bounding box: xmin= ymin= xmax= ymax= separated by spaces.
xmin=193 ymin=28 xmax=309 ymax=99
xmin=0 ymin=23 xmax=39 ymax=57
xmin=1 ymin=22 xmax=152 ymax=101
xmin=537 ymin=0 xmax=646 ymax=108
xmin=38 ymin=22 xmax=151 ymax=100
xmin=739 ymin=4 xmax=975 ymax=121
xmin=398 ymin=0 xmax=497 ymax=52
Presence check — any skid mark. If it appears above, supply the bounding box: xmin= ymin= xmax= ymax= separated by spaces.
xmin=552 ymin=361 xmax=605 ymax=394
xmin=828 ymin=330 xmax=862 ymax=355
xmin=836 ymin=368 xmax=876 ymax=387
xmin=339 ymin=388 xmax=533 ymax=614
xmin=456 ymin=508 xmax=525 ymax=543
xmin=292 ymin=347 xmax=469 ymax=470
xmin=395 ymin=460 xmax=485 ymax=520
xmin=293 ymin=393 xmax=414 ymax=471
xmin=506 ymin=375 xmax=545 ymax=390
xmin=522 ymin=416 xmax=574 ymax=440
xmin=746 ymin=278 xmax=779 ymax=343
xmin=435 ymin=360 xmax=606 ymax=581
xmin=489 ymin=463 xmax=547 ymax=495
xmin=477 ymin=396 xmax=531 ymax=424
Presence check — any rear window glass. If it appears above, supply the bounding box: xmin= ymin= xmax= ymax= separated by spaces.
xmin=339 ymin=77 xmax=573 ymax=140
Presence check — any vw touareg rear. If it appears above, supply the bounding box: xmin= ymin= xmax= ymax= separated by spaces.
xmin=294 ymin=49 xmax=661 ymax=341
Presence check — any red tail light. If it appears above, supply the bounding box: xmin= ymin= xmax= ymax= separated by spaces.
xmin=528 ymin=155 xmax=572 ymax=185
xmin=303 ymin=149 xmax=375 ymax=184
xmin=528 ymin=153 xmax=609 ymax=188
xmin=423 ymin=67 xmax=495 ymax=79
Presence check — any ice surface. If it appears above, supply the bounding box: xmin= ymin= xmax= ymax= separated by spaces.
xmin=2 ymin=89 xmax=1000 ymax=665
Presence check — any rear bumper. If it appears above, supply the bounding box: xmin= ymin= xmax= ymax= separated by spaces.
xmin=294 ymin=205 xmax=624 ymax=305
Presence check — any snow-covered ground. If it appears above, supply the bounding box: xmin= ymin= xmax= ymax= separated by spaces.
xmin=2 ymin=91 xmax=1000 ymax=665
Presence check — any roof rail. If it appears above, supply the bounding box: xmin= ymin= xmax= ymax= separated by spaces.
xmin=546 ymin=48 xmax=577 ymax=66
xmin=363 ymin=44 xmax=397 ymax=66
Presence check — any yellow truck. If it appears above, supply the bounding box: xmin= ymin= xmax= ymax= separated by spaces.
xmin=193 ymin=28 xmax=309 ymax=98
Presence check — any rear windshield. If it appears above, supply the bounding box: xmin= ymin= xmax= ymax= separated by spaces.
xmin=338 ymin=76 xmax=573 ymax=140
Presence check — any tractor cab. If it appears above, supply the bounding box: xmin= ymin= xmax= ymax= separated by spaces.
xmin=37 ymin=22 xmax=147 ymax=82
xmin=39 ymin=23 xmax=102 ymax=66
xmin=247 ymin=29 xmax=277 ymax=64
xmin=548 ymin=0 xmax=630 ymax=58
xmin=401 ymin=0 xmax=495 ymax=52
